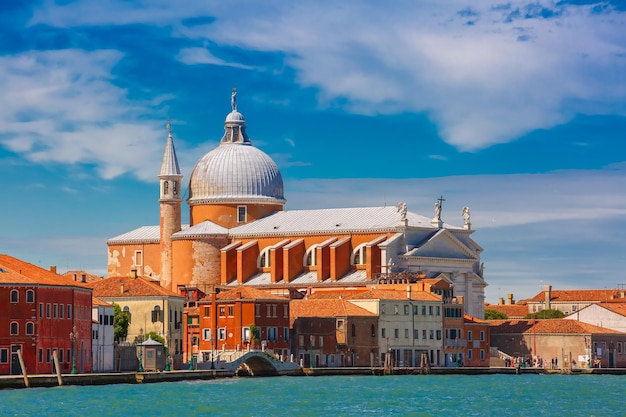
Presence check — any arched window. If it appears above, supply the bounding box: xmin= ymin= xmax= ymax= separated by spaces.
xmin=352 ymin=244 xmax=368 ymax=265
xmin=26 ymin=322 xmax=34 ymax=335
xmin=371 ymin=324 xmax=376 ymax=337
xmin=351 ymin=324 xmax=356 ymax=337
xmin=304 ymin=245 xmax=318 ymax=267
xmin=163 ymin=181 xmax=169 ymax=195
xmin=258 ymin=247 xmax=272 ymax=268
xmin=10 ymin=289 xmax=18 ymax=303
xmin=152 ymin=305 xmax=162 ymax=323
xmin=10 ymin=322 xmax=18 ymax=335
xmin=173 ymin=181 xmax=178 ymax=196
xmin=26 ymin=290 xmax=35 ymax=303
xmin=123 ymin=306 xmax=132 ymax=323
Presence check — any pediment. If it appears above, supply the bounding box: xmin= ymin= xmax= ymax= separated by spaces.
xmin=404 ymin=229 xmax=477 ymax=260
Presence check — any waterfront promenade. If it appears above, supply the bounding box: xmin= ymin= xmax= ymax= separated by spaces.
xmin=1 ymin=366 xmax=624 ymax=390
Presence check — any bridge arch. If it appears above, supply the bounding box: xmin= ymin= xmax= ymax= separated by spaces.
xmin=235 ymin=354 xmax=279 ymax=376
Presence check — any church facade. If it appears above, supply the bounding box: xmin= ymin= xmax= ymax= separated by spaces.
xmin=107 ymin=91 xmax=487 ymax=318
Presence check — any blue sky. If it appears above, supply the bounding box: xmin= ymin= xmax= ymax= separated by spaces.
xmin=1 ymin=0 xmax=625 ymax=304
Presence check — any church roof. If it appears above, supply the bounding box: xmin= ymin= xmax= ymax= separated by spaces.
xmin=227 ymin=270 xmax=369 ymax=287
xmin=107 ymin=206 xmax=464 ymax=244
xmin=230 ymin=206 xmax=461 ymax=237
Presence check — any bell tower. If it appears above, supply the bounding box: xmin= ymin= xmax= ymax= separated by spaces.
xmin=159 ymin=122 xmax=183 ymax=291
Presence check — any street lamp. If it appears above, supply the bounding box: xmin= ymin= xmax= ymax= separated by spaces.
xmin=164 ymin=334 xmax=171 ymax=372
xmin=138 ymin=328 xmax=144 ymax=373
xmin=69 ymin=326 xmax=78 ymax=374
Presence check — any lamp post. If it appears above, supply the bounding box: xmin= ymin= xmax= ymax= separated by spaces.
xmin=69 ymin=326 xmax=78 ymax=374
xmin=164 ymin=334 xmax=171 ymax=372
xmin=138 ymin=328 xmax=144 ymax=373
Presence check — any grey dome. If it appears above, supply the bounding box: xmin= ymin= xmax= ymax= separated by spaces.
xmin=187 ymin=96 xmax=285 ymax=206
xmin=188 ymin=143 xmax=285 ymax=205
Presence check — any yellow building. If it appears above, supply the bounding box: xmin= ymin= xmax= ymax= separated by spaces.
xmin=87 ymin=271 xmax=185 ymax=368
xmin=106 ymin=90 xmax=487 ymax=318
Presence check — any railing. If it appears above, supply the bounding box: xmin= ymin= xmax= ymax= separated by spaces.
xmin=374 ymin=271 xmax=426 ymax=284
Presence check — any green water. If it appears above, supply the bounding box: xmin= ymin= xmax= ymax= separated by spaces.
xmin=0 ymin=374 xmax=623 ymax=416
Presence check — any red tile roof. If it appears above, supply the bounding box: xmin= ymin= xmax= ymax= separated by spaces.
xmin=87 ymin=275 xmax=182 ymax=298
xmin=596 ymin=302 xmax=626 ymax=317
xmin=349 ymin=288 xmax=441 ymax=301
xmin=92 ymin=297 xmax=113 ymax=307
xmin=484 ymin=303 xmax=529 ymax=318
xmin=527 ymin=289 xmax=626 ymax=303
xmin=0 ymin=254 xmax=87 ymax=287
xmin=487 ymin=319 xmax=625 ymax=335
xmin=290 ymin=299 xmax=376 ymax=320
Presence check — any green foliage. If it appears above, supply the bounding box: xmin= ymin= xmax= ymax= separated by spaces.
xmin=484 ymin=309 xmax=508 ymax=320
xmin=249 ymin=325 xmax=260 ymax=343
xmin=113 ymin=303 xmax=129 ymax=341
xmin=524 ymin=309 xmax=565 ymax=319
xmin=144 ymin=331 xmax=165 ymax=345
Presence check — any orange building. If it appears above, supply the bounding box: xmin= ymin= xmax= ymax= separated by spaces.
xmin=107 ymin=90 xmax=487 ymax=318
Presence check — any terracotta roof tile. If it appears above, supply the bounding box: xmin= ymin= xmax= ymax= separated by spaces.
xmin=0 ymin=254 xmax=89 ymax=288
xmin=87 ymin=275 xmax=182 ymax=298
xmin=596 ymin=302 xmax=626 ymax=317
xmin=349 ymin=288 xmax=441 ymax=301
xmin=527 ymin=289 xmax=626 ymax=303
xmin=290 ymin=299 xmax=376 ymax=319
xmin=487 ymin=319 xmax=626 ymax=335
xmin=484 ymin=303 xmax=529 ymax=318
xmin=92 ymin=297 xmax=113 ymax=307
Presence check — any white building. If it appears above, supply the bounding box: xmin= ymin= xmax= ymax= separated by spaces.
xmin=92 ymin=298 xmax=115 ymax=372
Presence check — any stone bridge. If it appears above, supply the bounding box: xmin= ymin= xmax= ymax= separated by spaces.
xmin=196 ymin=351 xmax=303 ymax=376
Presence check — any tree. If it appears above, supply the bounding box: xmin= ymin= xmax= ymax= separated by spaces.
xmin=484 ymin=309 xmax=508 ymax=320
xmin=113 ymin=303 xmax=129 ymax=341
xmin=144 ymin=331 xmax=165 ymax=345
xmin=524 ymin=309 xmax=565 ymax=319
xmin=249 ymin=325 xmax=260 ymax=349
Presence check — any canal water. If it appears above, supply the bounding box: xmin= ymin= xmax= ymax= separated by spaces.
xmin=0 ymin=374 xmax=623 ymax=416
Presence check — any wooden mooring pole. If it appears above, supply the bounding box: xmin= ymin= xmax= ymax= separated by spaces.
xmin=53 ymin=350 xmax=63 ymax=386
xmin=17 ymin=349 xmax=29 ymax=388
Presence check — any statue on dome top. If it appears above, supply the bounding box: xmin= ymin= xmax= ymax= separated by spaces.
xmin=231 ymin=87 xmax=237 ymax=112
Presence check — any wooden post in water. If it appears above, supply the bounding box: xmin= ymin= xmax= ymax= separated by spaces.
xmin=17 ymin=349 xmax=29 ymax=388
xmin=52 ymin=350 xmax=63 ymax=386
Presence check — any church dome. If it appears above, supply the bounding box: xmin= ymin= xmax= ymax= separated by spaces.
xmin=187 ymin=92 xmax=286 ymax=206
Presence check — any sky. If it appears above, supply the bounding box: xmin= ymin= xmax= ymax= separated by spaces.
xmin=1 ymin=0 xmax=625 ymax=304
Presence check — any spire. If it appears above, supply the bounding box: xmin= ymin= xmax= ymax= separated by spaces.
xmin=160 ymin=122 xmax=181 ymax=177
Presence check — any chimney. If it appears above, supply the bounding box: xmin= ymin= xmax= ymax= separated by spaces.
xmin=50 ymin=266 xmax=57 ymax=274
xmin=130 ymin=269 xmax=137 ymax=279
xmin=81 ymin=274 xmax=87 ymax=283
xmin=499 ymin=297 xmax=505 ymax=305
xmin=73 ymin=273 xmax=78 ymax=281
xmin=544 ymin=285 xmax=552 ymax=310
xmin=407 ymin=285 xmax=412 ymax=300
xmin=507 ymin=293 xmax=514 ymax=305
xmin=120 ymin=283 xmax=124 ymax=294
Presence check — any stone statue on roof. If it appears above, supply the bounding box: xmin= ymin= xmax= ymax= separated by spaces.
xmin=462 ymin=206 xmax=470 ymax=226
xmin=397 ymin=202 xmax=407 ymax=222
xmin=231 ymin=87 xmax=237 ymax=111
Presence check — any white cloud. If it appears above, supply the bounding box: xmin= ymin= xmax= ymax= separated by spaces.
xmin=0 ymin=49 xmax=170 ymax=181
xmin=177 ymin=47 xmax=254 ymax=69
xmin=30 ymin=1 xmax=626 ymax=151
